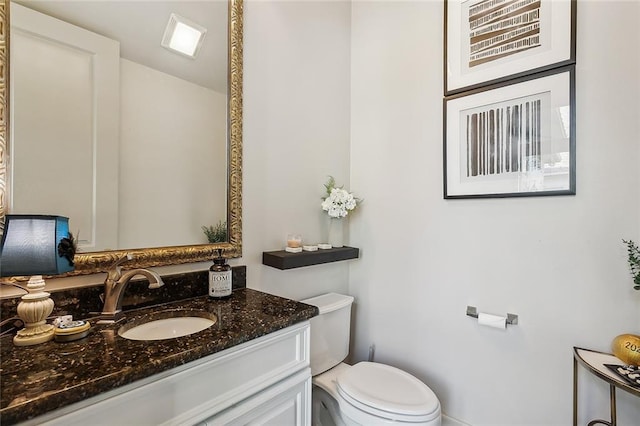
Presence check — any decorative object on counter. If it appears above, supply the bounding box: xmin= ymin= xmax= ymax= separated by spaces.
xmin=622 ymin=239 xmax=640 ymax=290
xmin=612 ymin=333 xmax=640 ymax=366
xmin=53 ymin=319 xmax=91 ymax=342
xmin=0 ymin=215 xmax=75 ymax=346
xmin=321 ymin=176 xmax=361 ymax=248
xmin=52 ymin=315 xmax=73 ymax=326
xmin=209 ymin=249 xmax=232 ymax=299
xmin=285 ymin=234 xmax=303 ymax=253
xmin=318 ymin=243 xmax=332 ymax=250
xmin=202 ymin=220 xmax=228 ymax=244
xmin=302 ymin=245 xmax=318 ymax=252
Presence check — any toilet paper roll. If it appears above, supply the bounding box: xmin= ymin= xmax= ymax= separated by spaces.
xmin=478 ymin=313 xmax=507 ymax=329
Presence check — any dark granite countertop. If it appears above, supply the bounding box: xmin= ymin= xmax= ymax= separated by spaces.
xmin=0 ymin=288 xmax=318 ymax=425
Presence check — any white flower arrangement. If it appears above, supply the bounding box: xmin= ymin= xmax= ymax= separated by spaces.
xmin=321 ymin=176 xmax=360 ymax=218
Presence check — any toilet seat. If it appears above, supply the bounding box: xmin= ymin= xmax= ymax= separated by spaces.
xmin=336 ymin=362 xmax=440 ymax=423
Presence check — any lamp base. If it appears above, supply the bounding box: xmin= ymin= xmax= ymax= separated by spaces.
xmin=13 ymin=324 xmax=55 ymax=346
xmin=13 ymin=275 xmax=55 ymax=346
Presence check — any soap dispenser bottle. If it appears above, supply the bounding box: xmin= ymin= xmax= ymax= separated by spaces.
xmin=209 ymin=249 xmax=232 ymax=298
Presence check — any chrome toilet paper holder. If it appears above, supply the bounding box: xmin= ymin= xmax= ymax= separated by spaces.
xmin=466 ymin=306 xmax=518 ymax=326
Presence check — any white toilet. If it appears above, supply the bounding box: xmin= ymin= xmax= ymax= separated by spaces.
xmin=301 ymin=293 xmax=441 ymax=426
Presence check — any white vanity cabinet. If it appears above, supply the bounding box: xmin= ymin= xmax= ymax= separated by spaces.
xmin=27 ymin=322 xmax=311 ymax=426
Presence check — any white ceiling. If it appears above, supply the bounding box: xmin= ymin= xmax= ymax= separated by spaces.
xmin=13 ymin=0 xmax=229 ymax=93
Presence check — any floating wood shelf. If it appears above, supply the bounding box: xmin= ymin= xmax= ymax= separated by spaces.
xmin=262 ymin=246 xmax=360 ymax=270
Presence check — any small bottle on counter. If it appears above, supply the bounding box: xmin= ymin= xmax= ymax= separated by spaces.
xmin=209 ymin=249 xmax=232 ymax=298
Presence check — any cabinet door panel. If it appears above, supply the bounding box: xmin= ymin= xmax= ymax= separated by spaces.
xmin=205 ymin=370 xmax=311 ymax=426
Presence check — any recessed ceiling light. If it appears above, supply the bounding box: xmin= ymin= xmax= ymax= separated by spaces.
xmin=161 ymin=13 xmax=207 ymax=59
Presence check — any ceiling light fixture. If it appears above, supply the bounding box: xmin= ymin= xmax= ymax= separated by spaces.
xmin=161 ymin=13 xmax=207 ymax=59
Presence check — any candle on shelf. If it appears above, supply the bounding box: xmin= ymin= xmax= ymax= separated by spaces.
xmin=286 ymin=234 xmax=302 ymax=248
xmin=285 ymin=234 xmax=303 ymax=253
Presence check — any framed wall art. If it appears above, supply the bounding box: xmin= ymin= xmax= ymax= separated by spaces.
xmin=444 ymin=65 xmax=575 ymax=199
xmin=445 ymin=0 xmax=576 ymax=95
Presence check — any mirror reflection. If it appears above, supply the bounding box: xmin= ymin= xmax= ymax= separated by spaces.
xmin=10 ymin=0 xmax=229 ymax=252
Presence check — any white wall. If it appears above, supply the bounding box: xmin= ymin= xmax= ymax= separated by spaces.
xmin=119 ymin=59 xmax=227 ymax=249
xmin=10 ymin=2 xmax=120 ymax=252
xmin=350 ymin=1 xmax=640 ymax=425
xmin=12 ymin=30 xmax=95 ymax=236
xmin=241 ymin=0 xmax=352 ymax=301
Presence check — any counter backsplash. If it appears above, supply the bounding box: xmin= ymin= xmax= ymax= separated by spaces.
xmin=0 ymin=266 xmax=247 ymax=329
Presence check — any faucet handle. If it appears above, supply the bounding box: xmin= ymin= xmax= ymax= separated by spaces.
xmin=114 ymin=253 xmax=134 ymax=266
xmin=106 ymin=254 xmax=133 ymax=280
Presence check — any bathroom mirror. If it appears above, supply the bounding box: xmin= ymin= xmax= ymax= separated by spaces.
xmin=0 ymin=0 xmax=243 ymax=276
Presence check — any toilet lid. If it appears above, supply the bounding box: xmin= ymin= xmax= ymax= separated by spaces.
xmin=336 ymin=362 xmax=440 ymax=422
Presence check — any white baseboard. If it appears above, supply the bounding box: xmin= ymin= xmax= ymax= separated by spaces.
xmin=442 ymin=413 xmax=472 ymax=426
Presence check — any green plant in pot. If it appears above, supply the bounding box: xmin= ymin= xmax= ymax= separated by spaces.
xmin=611 ymin=239 xmax=640 ymax=365
xmin=202 ymin=221 xmax=227 ymax=244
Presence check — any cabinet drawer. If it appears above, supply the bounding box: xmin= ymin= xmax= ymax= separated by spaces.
xmin=200 ymin=369 xmax=311 ymax=426
xmin=32 ymin=322 xmax=310 ymax=426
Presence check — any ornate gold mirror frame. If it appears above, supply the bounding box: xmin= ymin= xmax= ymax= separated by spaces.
xmin=0 ymin=0 xmax=242 ymax=277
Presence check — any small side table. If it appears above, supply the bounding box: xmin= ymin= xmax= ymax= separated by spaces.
xmin=573 ymin=347 xmax=640 ymax=426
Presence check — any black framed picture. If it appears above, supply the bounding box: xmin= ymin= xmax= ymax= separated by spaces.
xmin=444 ymin=0 xmax=576 ymax=95
xmin=444 ymin=65 xmax=575 ymax=199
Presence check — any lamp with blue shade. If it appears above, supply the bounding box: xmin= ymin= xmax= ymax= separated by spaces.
xmin=0 ymin=215 xmax=75 ymax=346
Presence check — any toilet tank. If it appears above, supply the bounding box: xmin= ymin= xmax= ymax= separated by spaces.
xmin=301 ymin=293 xmax=354 ymax=376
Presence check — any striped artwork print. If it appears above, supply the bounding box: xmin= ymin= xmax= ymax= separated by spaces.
xmin=468 ymin=0 xmax=542 ymax=68
xmin=465 ymin=98 xmax=542 ymax=178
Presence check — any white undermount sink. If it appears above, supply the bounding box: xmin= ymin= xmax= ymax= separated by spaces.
xmin=118 ymin=311 xmax=217 ymax=341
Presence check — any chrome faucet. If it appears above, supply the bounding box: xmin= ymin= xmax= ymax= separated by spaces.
xmin=98 ymin=254 xmax=165 ymax=323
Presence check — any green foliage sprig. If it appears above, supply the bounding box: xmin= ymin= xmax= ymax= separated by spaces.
xmin=622 ymin=239 xmax=640 ymax=290
xmin=202 ymin=221 xmax=227 ymax=244
xmin=324 ymin=176 xmax=338 ymax=198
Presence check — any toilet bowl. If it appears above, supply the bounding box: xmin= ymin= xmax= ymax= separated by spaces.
xmin=313 ymin=362 xmax=441 ymax=425
xmin=302 ymin=293 xmax=441 ymax=426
